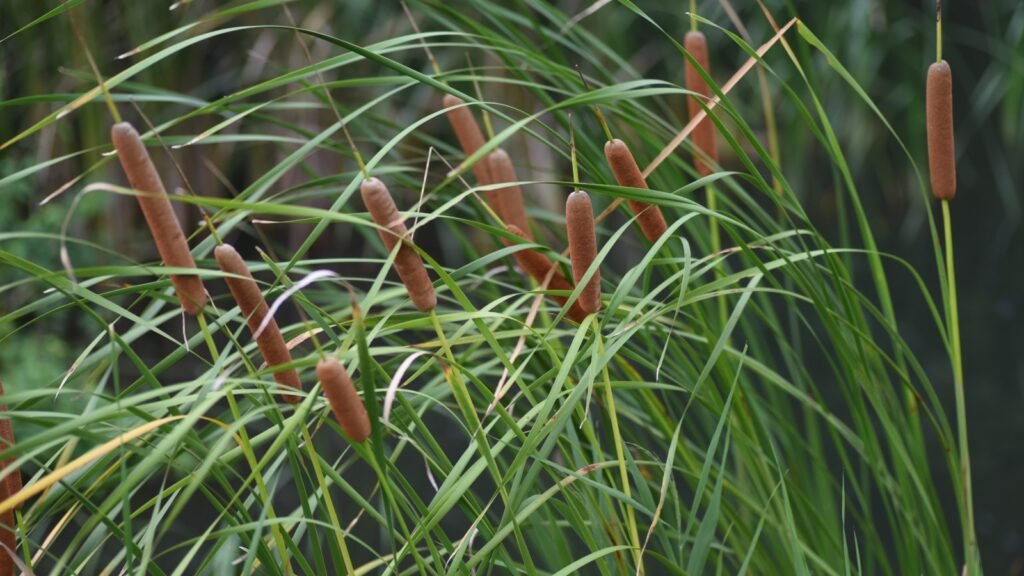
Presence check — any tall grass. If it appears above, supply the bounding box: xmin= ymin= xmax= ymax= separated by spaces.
xmin=0 ymin=1 xmax=988 ymax=574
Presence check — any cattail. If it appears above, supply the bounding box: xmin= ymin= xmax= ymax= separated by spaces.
xmin=0 ymin=380 xmax=19 ymax=576
xmin=684 ymin=31 xmax=719 ymax=176
xmin=604 ymin=139 xmax=668 ymax=242
xmin=926 ymin=60 xmax=956 ymax=200
xmin=215 ymin=244 xmax=302 ymax=404
xmin=360 ymin=177 xmax=437 ymax=312
xmin=110 ymin=122 xmax=207 ymax=315
xmin=443 ymin=95 xmax=501 ymax=211
xmin=487 ymin=148 xmax=531 ymax=237
xmin=316 ymin=358 xmax=370 ymax=442
xmin=507 ymin=225 xmax=588 ymax=323
xmin=565 ymin=191 xmax=601 ymax=314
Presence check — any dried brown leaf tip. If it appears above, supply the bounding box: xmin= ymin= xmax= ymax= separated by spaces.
xmin=926 ymin=60 xmax=956 ymax=201
xmin=0 ymin=380 xmax=20 ymax=576
xmin=360 ymin=177 xmax=437 ymax=312
xmin=487 ymin=148 xmax=531 ymax=238
xmin=507 ymin=225 xmax=588 ymax=323
xmin=604 ymin=139 xmax=668 ymax=242
xmin=215 ymin=243 xmax=302 ymax=404
xmin=110 ymin=122 xmax=207 ymax=315
xmin=565 ymin=191 xmax=601 ymax=315
xmin=317 ymin=358 xmax=370 ymax=443
xmin=684 ymin=31 xmax=719 ymax=176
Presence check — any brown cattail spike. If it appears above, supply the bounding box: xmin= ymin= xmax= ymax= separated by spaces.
xmin=565 ymin=191 xmax=601 ymax=314
xmin=684 ymin=31 xmax=719 ymax=176
xmin=360 ymin=178 xmax=437 ymax=312
xmin=507 ymin=225 xmax=588 ymax=323
xmin=443 ymin=95 xmax=501 ymax=211
xmin=215 ymin=244 xmax=302 ymax=404
xmin=487 ymin=148 xmax=531 ymax=237
xmin=0 ymin=380 xmax=20 ymax=576
xmin=317 ymin=358 xmax=370 ymax=442
xmin=604 ymin=139 xmax=669 ymax=242
xmin=926 ymin=60 xmax=956 ymax=201
xmin=110 ymin=122 xmax=207 ymax=315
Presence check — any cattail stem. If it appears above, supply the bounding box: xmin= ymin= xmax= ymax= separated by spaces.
xmin=926 ymin=61 xmax=956 ymax=201
xmin=360 ymin=178 xmax=437 ymax=312
xmin=684 ymin=31 xmax=718 ymax=176
xmin=215 ymin=244 xmax=302 ymax=404
xmin=507 ymin=225 xmax=588 ymax=323
xmin=317 ymin=358 xmax=370 ymax=442
xmin=565 ymin=191 xmax=601 ymax=314
xmin=604 ymin=139 xmax=668 ymax=243
xmin=487 ymin=149 xmax=531 ymax=238
xmin=0 ymin=381 xmax=19 ymax=576
xmin=111 ymin=122 xmax=207 ymax=315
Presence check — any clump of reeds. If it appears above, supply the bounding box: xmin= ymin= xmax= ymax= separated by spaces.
xmin=0 ymin=380 xmax=20 ymax=576
xmin=359 ymin=177 xmax=437 ymax=312
xmin=487 ymin=148 xmax=531 ymax=237
xmin=507 ymin=225 xmax=587 ymax=323
xmin=316 ymin=358 xmax=370 ymax=442
xmin=604 ymin=139 xmax=668 ymax=242
xmin=683 ymin=31 xmax=718 ymax=175
xmin=214 ymin=243 xmax=302 ymax=404
xmin=110 ymin=122 xmax=207 ymax=315
xmin=926 ymin=60 xmax=956 ymax=200
xmin=565 ymin=191 xmax=601 ymax=314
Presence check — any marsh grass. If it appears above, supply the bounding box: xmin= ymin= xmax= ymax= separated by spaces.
xmin=0 ymin=1 xmax=989 ymax=574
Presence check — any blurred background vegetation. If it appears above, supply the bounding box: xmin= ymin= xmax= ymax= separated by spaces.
xmin=1 ymin=0 xmax=1021 ymax=572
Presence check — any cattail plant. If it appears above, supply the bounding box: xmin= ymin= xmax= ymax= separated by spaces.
xmin=487 ymin=148 xmax=531 ymax=237
xmin=442 ymin=95 xmax=503 ymax=213
xmin=604 ymin=139 xmax=668 ymax=242
xmin=683 ymin=31 xmax=718 ymax=175
xmin=507 ymin=225 xmax=587 ymax=323
xmin=926 ymin=61 xmax=956 ymax=200
xmin=214 ymin=243 xmax=302 ymax=404
xmin=316 ymin=358 xmax=370 ymax=442
xmin=565 ymin=191 xmax=601 ymax=314
xmin=110 ymin=122 xmax=207 ymax=315
xmin=360 ymin=177 xmax=437 ymax=312
xmin=0 ymin=381 xmax=19 ymax=576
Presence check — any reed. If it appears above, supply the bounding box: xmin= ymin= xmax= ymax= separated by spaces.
xmin=316 ymin=358 xmax=370 ymax=442
xmin=0 ymin=381 xmax=19 ymax=576
xmin=926 ymin=60 xmax=956 ymax=200
xmin=604 ymin=139 xmax=668 ymax=242
xmin=214 ymin=244 xmax=302 ymax=404
xmin=507 ymin=225 xmax=587 ymax=323
xmin=360 ymin=177 xmax=437 ymax=312
xmin=110 ymin=122 xmax=207 ymax=315
xmin=683 ymin=31 xmax=718 ymax=175
xmin=565 ymin=191 xmax=601 ymax=314
xmin=443 ymin=95 xmax=503 ymax=211
xmin=487 ymin=148 xmax=531 ymax=237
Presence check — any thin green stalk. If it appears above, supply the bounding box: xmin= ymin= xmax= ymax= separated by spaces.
xmin=943 ymin=200 xmax=977 ymax=575
xmin=299 ymin=425 xmax=356 ymax=575
xmin=596 ymin=326 xmax=642 ymax=574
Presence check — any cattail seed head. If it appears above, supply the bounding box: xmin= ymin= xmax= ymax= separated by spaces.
xmin=215 ymin=244 xmax=302 ymax=403
xmin=110 ymin=122 xmax=207 ymax=315
xmin=317 ymin=358 xmax=370 ymax=443
xmin=443 ymin=95 xmax=493 ymax=187
xmin=604 ymin=139 xmax=668 ymax=242
xmin=0 ymin=380 xmax=19 ymax=576
xmin=565 ymin=191 xmax=601 ymax=314
xmin=507 ymin=225 xmax=588 ymax=323
xmin=926 ymin=60 xmax=956 ymax=201
xmin=683 ymin=31 xmax=719 ymax=176
xmin=487 ymin=148 xmax=531 ymax=238
xmin=359 ymin=177 xmax=437 ymax=312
